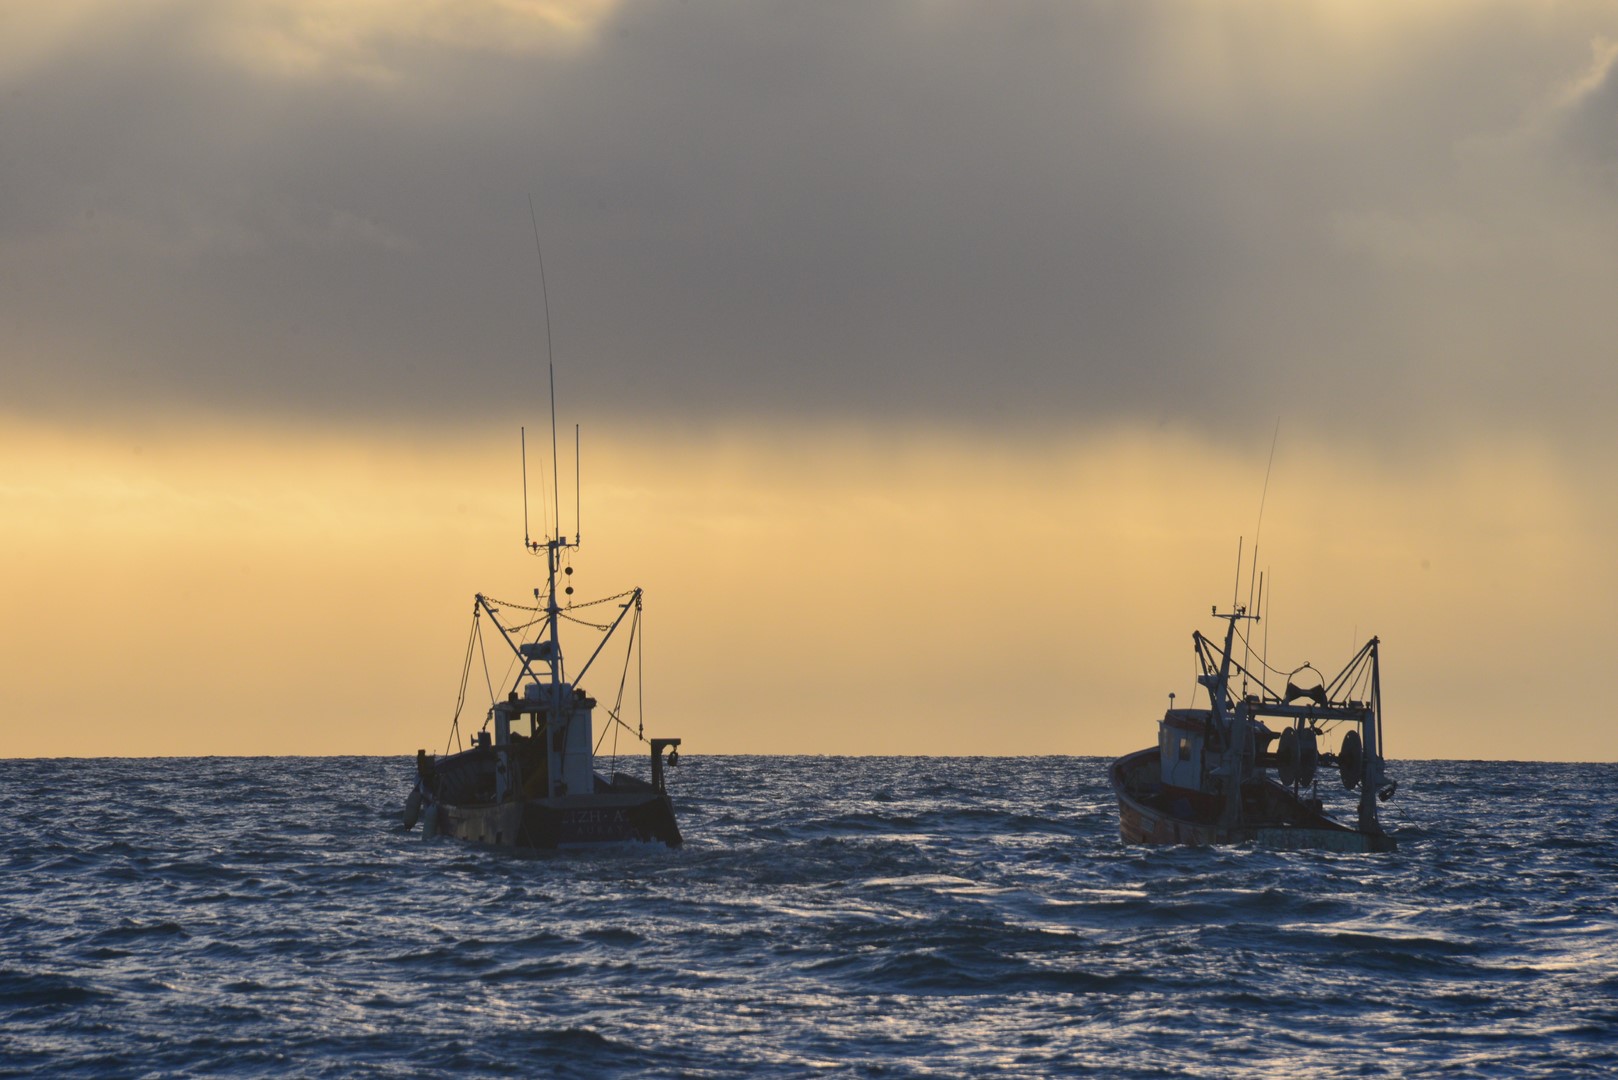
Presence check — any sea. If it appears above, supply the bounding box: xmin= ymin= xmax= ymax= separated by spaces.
xmin=1 ymin=756 xmax=1614 ymax=1078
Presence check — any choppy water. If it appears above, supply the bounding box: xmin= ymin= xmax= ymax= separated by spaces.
xmin=2 ymin=756 xmax=1615 ymax=1078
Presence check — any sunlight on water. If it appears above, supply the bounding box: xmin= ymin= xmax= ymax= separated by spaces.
xmin=0 ymin=756 xmax=1615 ymax=1077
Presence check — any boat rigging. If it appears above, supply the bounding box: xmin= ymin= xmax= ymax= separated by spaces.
xmin=400 ymin=210 xmax=683 ymax=849
xmin=1111 ymin=596 xmax=1398 ymax=853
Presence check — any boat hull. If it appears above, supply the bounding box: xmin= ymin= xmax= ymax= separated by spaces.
xmin=1111 ymin=748 xmax=1395 ymax=853
xmin=433 ymin=791 xmax=682 ymax=850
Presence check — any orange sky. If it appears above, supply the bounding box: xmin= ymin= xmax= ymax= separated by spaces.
xmin=5 ymin=417 xmax=1612 ymax=760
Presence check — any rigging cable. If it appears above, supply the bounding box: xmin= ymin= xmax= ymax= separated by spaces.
xmin=591 ymin=604 xmax=647 ymax=774
xmin=483 ymin=594 xmax=546 ymax=613
xmin=444 ymin=605 xmax=481 ymax=755
xmin=475 ymin=613 xmax=498 ymax=723
xmin=487 ymin=588 xmax=633 ymax=614
xmin=608 ymin=608 xmax=637 ymax=774
xmin=637 ymin=594 xmax=645 ymax=742
xmin=1231 ymin=624 xmax=1295 ymax=682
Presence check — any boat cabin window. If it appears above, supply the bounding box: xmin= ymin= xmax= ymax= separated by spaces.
xmin=1178 ymin=736 xmax=1190 ymax=762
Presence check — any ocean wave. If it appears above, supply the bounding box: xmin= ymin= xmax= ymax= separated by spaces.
xmin=1 ymin=756 xmax=1616 ymax=1077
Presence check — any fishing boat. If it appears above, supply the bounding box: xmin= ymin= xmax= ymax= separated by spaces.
xmin=401 ymin=443 xmax=683 ymax=850
xmin=1112 ymin=606 xmax=1397 ymax=852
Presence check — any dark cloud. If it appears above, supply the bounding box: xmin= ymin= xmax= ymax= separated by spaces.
xmin=1556 ymin=42 xmax=1618 ymax=174
xmin=6 ymin=1 xmax=1618 ymax=441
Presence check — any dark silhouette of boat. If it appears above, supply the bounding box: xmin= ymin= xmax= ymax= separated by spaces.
xmin=1112 ymin=607 xmax=1396 ymax=853
xmin=402 ymin=435 xmax=681 ymax=850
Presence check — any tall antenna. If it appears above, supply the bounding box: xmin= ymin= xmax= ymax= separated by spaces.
xmin=575 ymin=423 xmax=581 ymax=545
xmin=1231 ymin=536 xmax=1243 ymax=612
xmin=1249 ymin=418 xmax=1281 ymax=606
xmin=521 ymin=427 xmax=531 ymax=548
xmin=1242 ymin=419 xmax=1281 ymax=683
xmin=1247 ymin=570 xmax=1264 ymax=695
xmin=1255 ymin=569 xmax=1268 ymax=680
xmin=549 ymin=362 xmax=560 ymax=542
xmin=527 ymin=193 xmax=561 ymax=544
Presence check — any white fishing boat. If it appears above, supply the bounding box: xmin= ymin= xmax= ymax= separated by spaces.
xmin=401 ymin=427 xmax=681 ymax=848
xmin=1112 ymin=605 xmax=1397 ymax=853
xmin=402 ymin=213 xmax=682 ymax=849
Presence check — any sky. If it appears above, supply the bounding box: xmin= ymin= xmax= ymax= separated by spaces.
xmin=5 ymin=0 xmax=1618 ymax=760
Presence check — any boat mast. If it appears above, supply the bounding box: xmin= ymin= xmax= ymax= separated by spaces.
xmin=527 ymin=195 xmax=572 ymax=699
xmin=1207 ymin=605 xmax=1257 ymax=829
xmin=534 ymin=398 xmax=572 ymax=698
xmin=1206 ymin=605 xmax=1253 ymax=716
xmin=544 ymin=536 xmax=564 ymax=685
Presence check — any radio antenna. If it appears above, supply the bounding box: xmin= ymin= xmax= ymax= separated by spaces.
xmin=1231 ymin=535 xmax=1243 ymax=613
xmin=1250 ymin=418 xmax=1280 ymax=600
xmin=1263 ymin=566 xmax=1272 ymax=677
xmin=549 ymin=361 xmax=560 ymax=542
xmin=527 ymin=193 xmax=562 ymax=544
xmin=521 ymin=427 xmax=531 ymax=549
xmin=575 ymin=423 xmax=581 ymax=545
xmin=1242 ymin=421 xmax=1281 ymax=687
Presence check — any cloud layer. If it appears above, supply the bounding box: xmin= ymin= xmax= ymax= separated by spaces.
xmin=6 ymin=1 xmax=1618 ymax=442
